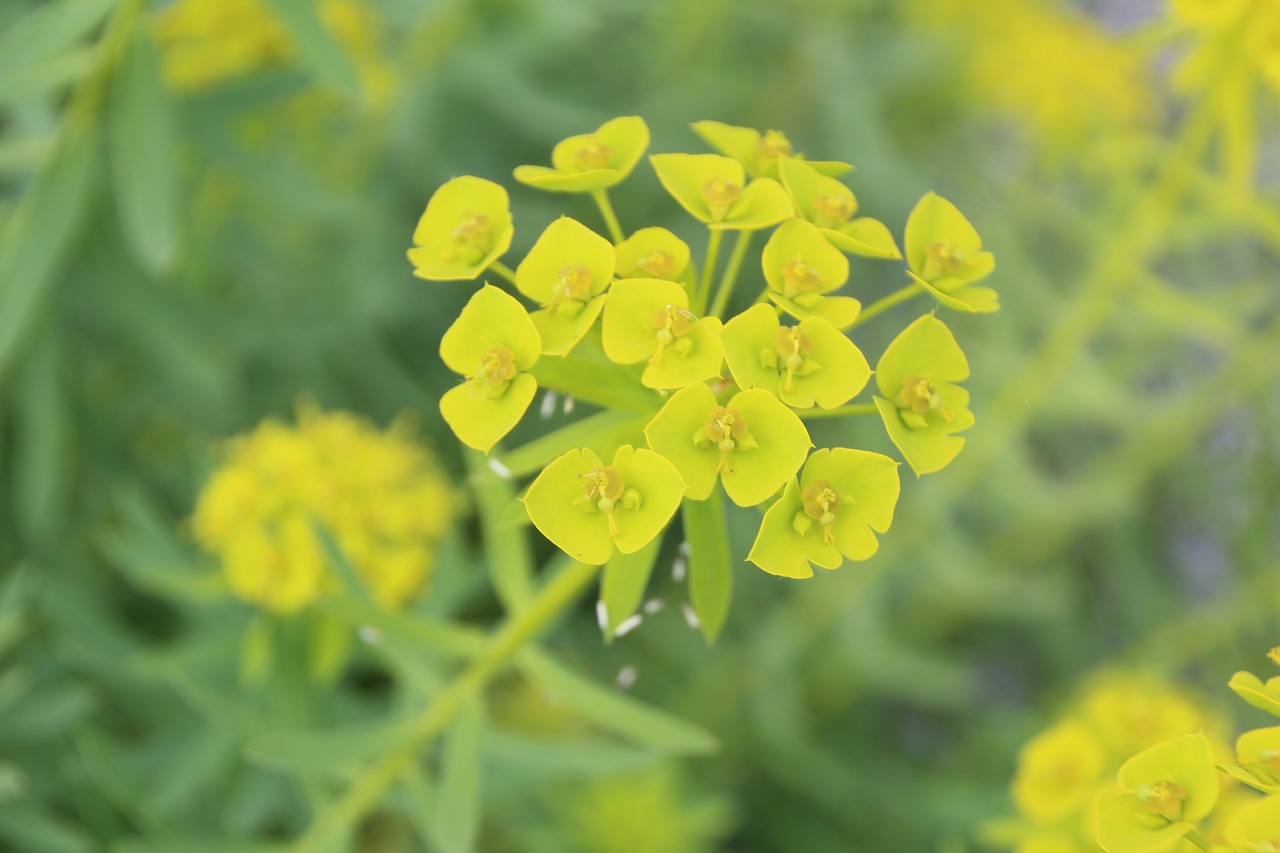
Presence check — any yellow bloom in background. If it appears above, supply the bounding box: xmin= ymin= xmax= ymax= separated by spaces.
xmin=192 ymin=404 xmax=453 ymax=613
xmin=1012 ymin=720 xmax=1107 ymax=824
xmin=1079 ymin=673 xmax=1210 ymax=760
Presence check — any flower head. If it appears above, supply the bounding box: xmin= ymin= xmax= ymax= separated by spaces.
xmin=779 ymin=158 xmax=901 ymax=259
xmin=691 ymin=120 xmax=852 ymax=180
xmin=650 ymin=153 xmax=794 ymax=230
xmin=614 ymin=227 xmax=692 ymax=282
xmin=439 ymin=285 xmax=541 ymax=451
xmin=192 ymin=406 xmax=453 ymax=612
xmin=645 ymin=384 xmax=811 ymax=507
xmin=1011 ymin=720 xmax=1107 ymax=824
xmin=408 ymin=176 xmax=514 ymax=282
xmin=873 ymin=314 xmax=973 ymax=475
xmin=904 ymin=192 xmax=998 ymax=313
xmin=601 ymin=279 xmax=724 ymax=390
xmin=747 ymin=448 xmax=899 ymax=578
xmin=514 ymin=116 xmax=651 ymax=193
xmin=761 ymin=218 xmax=860 ymax=328
xmin=515 ymin=217 xmax=616 ymax=355
xmin=721 ymin=303 xmax=870 ymax=409
xmin=523 ymin=446 xmax=685 ymax=565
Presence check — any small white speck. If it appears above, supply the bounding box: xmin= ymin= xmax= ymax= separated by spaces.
xmin=358 ymin=626 xmax=382 ymax=644
xmin=614 ymin=614 xmax=643 ymax=637
xmin=562 ymin=395 xmax=575 ymax=414
xmin=678 ymin=541 xmax=691 ymax=556
xmin=615 ymin=665 xmax=638 ymax=690
xmin=596 ymin=600 xmax=608 ymax=632
xmin=643 ymin=598 xmax=664 ymax=615
xmin=487 ymin=458 xmax=513 ymax=479
xmin=539 ymin=390 xmax=559 ymax=419
xmin=671 ymin=555 xmax=687 ymax=582
xmin=680 ymin=603 xmax=701 ymax=629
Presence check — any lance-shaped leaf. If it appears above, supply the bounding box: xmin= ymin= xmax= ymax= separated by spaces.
xmin=523 ymin=445 xmax=685 ymax=565
xmin=650 ymin=153 xmax=794 ymax=230
xmin=514 ymin=116 xmax=650 ymax=192
xmin=408 ymin=176 xmax=514 ymax=281
xmin=439 ymin=285 xmax=541 ymax=452
xmin=873 ymin=314 xmax=973 ymax=476
xmin=722 ymin=303 xmax=870 ymax=409
xmin=692 ymin=120 xmax=851 ymax=180
xmin=601 ymin=278 xmax=723 ymax=389
xmin=747 ymin=448 xmax=899 ymax=578
xmin=614 ymin=227 xmax=691 ymax=282
xmin=515 ymin=216 xmax=615 ymax=355
xmin=778 ymin=158 xmax=900 ymax=259
xmin=645 ymin=384 xmax=811 ymax=507
xmin=761 ymin=218 xmax=860 ymax=329
xmin=904 ymin=191 xmax=998 ymax=313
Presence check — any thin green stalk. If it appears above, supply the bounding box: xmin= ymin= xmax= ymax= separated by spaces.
xmin=1183 ymin=831 xmax=1211 ymax=852
xmin=290 ymin=559 xmax=603 ymax=852
xmin=796 ymin=403 xmax=878 ymax=419
xmin=591 ymin=188 xmax=625 ymax=243
xmin=709 ymin=230 xmax=752 ymax=319
xmin=697 ymin=228 xmax=724 ymax=314
xmin=487 ymin=260 xmax=517 ymax=286
xmin=849 ymin=281 xmax=923 ymax=329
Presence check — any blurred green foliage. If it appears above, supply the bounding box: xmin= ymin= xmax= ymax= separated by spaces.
xmin=2 ymin=0 xmax=1280 ymax=851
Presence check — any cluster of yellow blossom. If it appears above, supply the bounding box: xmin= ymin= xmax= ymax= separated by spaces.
xmin=903 ymin=0 xmax=1152 ymax=154
xmin=1171 ymin=0 xmax=1280 ymax=96
xmin=192 ymin=405 xmax=453 ymax=613
xmin=154 ymin=0 xmax=393 ymax=107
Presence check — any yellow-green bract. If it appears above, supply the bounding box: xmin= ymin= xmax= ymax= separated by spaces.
xmin=408 ymin=176 xmax=514 ymax=281
xmin=515 ymin=216 xmax=615 ymax=356
xmin=514 ymin=116 xmax=651 ymax=193
xmin=904 ymin=191 xmax=998 ymax=313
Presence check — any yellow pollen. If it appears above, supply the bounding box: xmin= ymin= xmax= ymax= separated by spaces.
xmin=815 ymin=192 xmax=855 ymax=224
xmin=478 ymin=347 xmax=517 ymax=386
xmin=756 ymin=130 xmax=793 ymax=160
xmin=581 ymin=465 xmax=625 ymax=503
xmin=781 ymin=257 xmax=823 ymax=294
xmin=573 ymin=139 xmax=612 ymax=169
xmin=1137 ymin=781 xmax=1187 ymax=821
xmin=701 ymin=177 xmax=741 ymax=209
xmin=452 ymin=210 xmax=490 ymax=245
xmin=636 ymin=249 xmax=676 ymax=278
xmin=555 ymin=264 xmax=594 ymax=301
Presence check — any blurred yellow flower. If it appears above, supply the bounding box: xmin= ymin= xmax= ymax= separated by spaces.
xmin=192 ymin=404 xmax=453 ymax=613
xmin=155 ymin=0 xmax=394 ymax=107
xmin=1080 ymin=673 xmax=1208 ymax=759
xmin=1012 ymin=719 xmax=1107 ymax=824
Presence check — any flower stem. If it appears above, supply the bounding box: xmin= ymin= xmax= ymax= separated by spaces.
xmin=697 ymin=228 xmax=724 ymax=315
xmin=591 ymin=189 xmax=625 ymax=244
xmin=796 ymin=403 xmax=878 ymax=419
xmin=849 ymin=281 xmax=924 ymax=329
xmin=1183 ymin=831 xmax=1211 ymax=852
xmin=290 ymin=559 xmax=603 ymax=852
xmin=488 ymin=260 xmax=517 ymax=286
xmin=709 ymin=230 xmax=753 ymax=319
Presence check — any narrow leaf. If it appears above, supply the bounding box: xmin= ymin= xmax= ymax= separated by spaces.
xmin=601 ymin=535 xmax=661 ymax=638
xmin=496 ymin=409 xmax=646 ymax=477
xmin=13 ymin=332 xmax=68 ymax=542
xmin=436 ymin=699 xmax=484 ymax=853
xmin=683 ymin=492 xmax=732 ymax=643
xmin=262 ymin=0 xmax=362 ymax=100
xmin=485 ymin=730 xmax=658 ymax=774
xmin=244 ymin=717 xmax=419 ymax=777
xmin=0 ymin=0 xmax=115 ymax=75
xmin=467 ymin=450 xmax=534 ymax=610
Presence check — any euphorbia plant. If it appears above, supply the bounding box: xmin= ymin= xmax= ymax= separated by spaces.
xmin=411 ymin=116 xmax=999 ymax=640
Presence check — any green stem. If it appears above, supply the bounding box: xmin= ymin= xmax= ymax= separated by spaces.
xmin=709 ymin=231 xmax=753 ymax=319
xmin=488 ymin=260 xmax=517 ymax=286
xmin=697 ymin=228 xmax=724 ymax=315
xmin=591 ymin=189 xmax=625 ymax=243
xmin=796 ymin=403 xmax=878 ymax=419
xmin=849 ymin=282 xmax=924 ymax=329
xmin=290 ymin=559 xmax=603 ymax=852
xmin=1183 ymin=831 xmax=1211 ymax=852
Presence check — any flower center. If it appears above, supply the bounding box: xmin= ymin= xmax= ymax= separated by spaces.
xmin=476 ymin=347 xmax=517 ymax=395
xmin=442 ymin=210 xmax=493 ymax=265
xmin=801 ymin=480 xmax=841 ymax=545
xmin=701 ymin=177 xmax=741 ymax=220
xmin=924 ymin=240 xmax=965 ymax=277
xmin=814 ymin=192 xmax=856 ymax=227
xmin=756 ymin=129 xmax=793 ymax=161
xmin=693 ymin=405 xmax=757 ymax=472
xmin=552 ymin=264 xmax=594 ymax=314
xmin=1136 ymin=781 xmax=1187 ymax=821
xmin=636 ymin=249 xmax=676 ymax=278
xmin=576 ymin=465 xmax=640 ymax=535
xmin=650 ymin=304 xmax=697 ymax=363
xmin=781 ymin=257 xmax=823 ymax=296
xmin=893 ymin=375 xmax=955 ymax=430
xmin=573 ymin=139 xmax=612 ymax=170
xmin=773 ymin=325 xmax=813 ymax=393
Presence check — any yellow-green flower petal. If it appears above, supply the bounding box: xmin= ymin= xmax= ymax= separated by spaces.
xmin=513 ymin=116 xmax=650 ymax=192
xmin=614 ymin=227 xmax=691 ymax=281
xmin=408 ymin=176 xmax=514 ymax=281
xmin=439 ymin=284 xmax=542 ymax=375
xmin=911 ymin=271 xmax=1001 ymax=314
xmin=769 ymin=293 xmax=862 ymax=330
xmin=762 ymin=218 xmax=849 ymax=298
xmin=1116 ymin=733 xmax=1220 ymax=823
xmin=440 ymin=373 xmax=537 ymax=453
xmin=747 ymin=480 xmax=833 ymax=579
xmin=643 ymin=383 xmax=721 ymax=500
xmin=1229 ymin=671 xmax=1280 ymax=717
xmin=1093 ymin=789 xmax=1193 ymax=853
xmin=904 ymin=191 xmax=995 ymax=284
xmin=1230 ymin=726 xmax=1280 ymax=793
xmin=692 ymin=120 xmax=852 ymax=180
xmin=601 ymin=278 xmax=724 ymax=389
xmin=826 ymin=218 xmax=902 ymax=259
xmin=649 ymin=153 xmax=794 ymax=230
xmin=522 ymin=445 xmax=683 ymax=564
xmin=1012 ymin=720 xmax=1107 ymax=823
xmin=722 ymin=389 xmax=812 ymax=506
xmin=874 ymin=314 xmax=970 ymax=395
xmin=778 ymin=158 xmax=899 ymax=258
xmin=1225 ymin=793 xmax=1280 ymax=850
xmin=721 ymin=304 xmax=869 ymax=408
xmin=530 ymin=294 xmax=608 ymax=357
xmin=514 ymin=217 xmax=615 ymax=354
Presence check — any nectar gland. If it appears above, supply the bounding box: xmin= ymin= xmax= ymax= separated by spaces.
xmin=651 ymin=304 xmax=697 ymax=363
xmin=780 ymin=257 xmax=823 ymax=296
xmin=893 ymin=375 xmax=953 ymax=430
xmin=814 ymin=192 xmax=856 ymax=228
xmin=575 ymin=465 xmax=640 ymax=535
xmin=695 ymin=405 xmax=756 ymax=473
xmin=799 ymin=479 xmax=844 ymax=545
xmin=474 ymin=347 xmax=517 ymax=398
xmin=701 ymin=177 xmax=742 ymax=220
xmin=444 ymin=210 xmax=492 ymax=263
xmin=1134 ymin=781 xmax=1187 ymax=822
xmin=552 ymin=264 xmax=594 ymax=314
xmin=573 ymin=138 xmax=612 ymax=170
xmin=771 ymin=325 xmax=814 ymax=393
xmin=636 ymin=249 xmax=676 ymax=278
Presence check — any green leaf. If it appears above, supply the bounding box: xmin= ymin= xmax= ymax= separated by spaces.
xmin=114 ymin=840 xmax=285 ymax=853
xmin=13 ymin=332 xmax=68 ymax=541
xmin=682 ymin=492 xmax=732 ymax=643
xmin=244 ymin=717 xmax=420 ymax=777
xmin=0 ymin=48 xmax=91 ymax=104
xmin=517 ymin=649 xmax=718 ymax=755
xmin=109 ymin=31 xmax=180 ymax=274
xmin=0 ymin=802 xmax=92 ymax=853
xmin=496 ymin=409 xmax=646 ymax=478
xmin=316 ymin=597 xmax=486 ymax=660
xmin=0 ymin=0 xmax=115 ymax=75
xmin=262 ymin=0 xmax=362 ymax=100
xmin=467 ymin=448 xmax=535 ymax=609
xmin=0 ymin=128 xmax=98 ymax=383
xmin=601 ymin=534 xmax=662 ymax=638
xmin=437 ymin=699 xmax=484 ymax=853
xmin=484 ymin=730 xmax=659 ymax=774
xmin=239 ymin=613 xmax=275 ymax=686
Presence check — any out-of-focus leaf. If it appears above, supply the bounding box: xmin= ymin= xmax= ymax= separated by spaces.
xmin=0 ymin=49 xmax=91 ymax=103
xmin=496 ymin=409 xmax=646 ymax=477
xmin=109 ymin=31 xmax=180 ymax=273
xmin=467 ymin=450 xmax=533 ymax=610
xmin=306 ymin=608 xmax=350 ymax=685
xmin=75 ymin=729 xmax=164 ymax=834
xmin=517 ymin=649 xmax=718 ymax=755
xmin=0 ymin=128 xmax=98 ymax=384
xmin=485 ymin=729 xmax=659 ymax=774
xmin=239 ymin=613 xmax=274 ymax=686
xmin=0 ymin=680 xmax=95 ymax=744
xmin=145 ymin=729 xmax=238 ymax=820
xmin=13 ymin=333 xmax=68 ymax=542
xmin=436 ymin=698 xmax=484 ymax=853
xmin=317 ymin=596 xmax=486 ymax=660
xmin=601 ymin=534 xmax=661 ymax=638
xmin=0 ymin=137 xmax=52 ymax=176
xmin=243 ymin=717 xmax=419 ymax=777
xmin=0 ymin=0 xmax=114 ymax=75
xmin=114 ymin=841 xmax=285 ymax=853
xmin=0 ymin=802 xmax=92 ymax=853
xmin=683 ymin=492 xmax=732 ymax=643
xmin=262 ymin=0 xmax=361 ymax=100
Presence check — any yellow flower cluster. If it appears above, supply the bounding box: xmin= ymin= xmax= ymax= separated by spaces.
xmin=154 ymin=0 xmax=393 ymax=106
xmin=192 ymin=406 xmax=453 ymax=613
xmin=904 ymin=0 xmax=1151 ymax=153
xmin=1171 ymin=0 xmax=1280 ymax=95
xmin=991 ymin=672 xmax=1228 ymax=852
